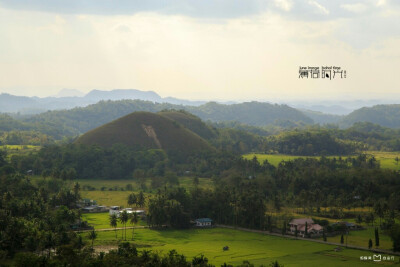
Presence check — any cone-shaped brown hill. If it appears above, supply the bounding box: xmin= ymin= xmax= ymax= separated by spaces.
xmin=75 ymin=112 xmax=213 ymax=154
xmin=158 ymin=110 xmax=218 ymax=140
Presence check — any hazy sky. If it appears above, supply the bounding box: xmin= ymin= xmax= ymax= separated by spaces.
xmin=0 ymin=0 xmax=399 ymax=101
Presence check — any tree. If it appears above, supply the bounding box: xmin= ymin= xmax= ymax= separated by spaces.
xmin=323 ymin=229 xmax=327 ymax=242
xmin=192 ymin=254 xmax=209 ymax=266
xmin=270 ymin=260 xmax=284 ymax=267
xmin=389 ymin=224 xmax=400 ymax=252
xmin=130 ymin=212 xmax=139 ymax=240
xmin=137 ymin=191 xmax=146 ymax=208
xmin=368 ymin=239 xmax=373 ymax=249
xmin=375 ymin=227 xmax=380 ymax=247
xmin=128 ymin=193 xmax=137 ymax=209
xmin=340 ymin=234 xmax=344 ymax=244
xmin=294 ymin=225 xmax=298 ymax=238
xmin=374 ymin=202 xmax=384 ymax=227
xmin=281 ymin=221 xmax=286 ymax=236
xmin=193 ymin=176 xmax=199 ymax=187
xmin=88 ymin=229 xmax=97 ymax=250
xmin=304 ymin=221 xmax=308 ymax=238
xmin=73 ymin=182 xmax=80 ymax=199
xmin=120 ymin=210 xmax=129 ymax=241
xmin=109 ymin=214 xmax=118 ymax=239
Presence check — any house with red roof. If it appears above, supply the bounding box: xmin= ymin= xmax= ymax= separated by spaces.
xmin=289 ymin=218 xmax=323 ymax=237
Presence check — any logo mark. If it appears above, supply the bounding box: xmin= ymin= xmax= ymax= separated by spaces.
xmin=373 ymin=255 xmax=382 ymax=262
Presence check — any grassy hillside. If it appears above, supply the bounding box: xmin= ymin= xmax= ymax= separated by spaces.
xmin=75 ymin=111 xmax=213 ymax=155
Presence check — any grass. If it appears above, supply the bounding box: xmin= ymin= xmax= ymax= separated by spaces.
xmin=366 ymin=151 xmax=400 ymax=171
xmin=244 ymin=152 xmax=400 ymax=170
xmin=81 ymin=212 xmax=146 ymax=229
xmin=77 ymin=177 xmax=213 ymax=207
xmin=319 ymin=227 xmax=393 ymax=251
xmin=0 ymin=145 xmax=41 ymax=160
xmin=82 ymin=228 xmax=398 ymax=266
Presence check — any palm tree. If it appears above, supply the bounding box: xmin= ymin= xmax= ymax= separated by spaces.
xmin=137 ymin=191 xmax=146 ymax=208
xmin=73 ymin=182 xmax=80 ymax=199
xmin=130 ymin=212 xmax=139 ymax=240
xmin=88 ymin=229 xmax=97 ymax=251
xmin=120 ymin=210 xmax=129 ymax=240
xmin=128 ymin=193 xmax=137 ymax=209
xmin=109 ymin=214 xmax=118 ymax=239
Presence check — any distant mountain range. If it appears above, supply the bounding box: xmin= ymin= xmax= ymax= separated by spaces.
xmin=0 ymin=89 xmax=207 ymax=114
xmin=2 ymin=89 xmax=400 ymax=131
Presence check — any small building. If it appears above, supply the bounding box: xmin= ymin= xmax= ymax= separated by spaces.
xmin=109 ymin=207 xmax=146 ymax=218
xmin=109 ymin=206 xmax=121 ymax=216
xmin=77 ymin=198 xmax=97 ymax=208
xmin=82 ymin=205 xmax=108 ymax=213
xmin=288 ymin=218 xmax=323 ymax=237
xmin=332 ymin=221 xmax=360 ymax=231
xmin=195 ymin=218 xmax=213 ymax=227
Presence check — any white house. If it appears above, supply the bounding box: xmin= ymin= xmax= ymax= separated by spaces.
xmin=109 ymin=206 xmax=146 ymax=218
xmin=195 ymin=218 xmax=213 ymax=227
xmin=109 ymin=206 xmax=121 ymax=216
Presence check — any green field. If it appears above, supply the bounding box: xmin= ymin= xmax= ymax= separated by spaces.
xmin=366 ymin=151 xmax=400 ymax=171
xmin=77 ymin=177 xmax=213 ymax=207
xmin=82 ymin=228 xmax=398 ymax=266
xmin=0 ymin=145 xmax=41 ymax=160
xmin=82 ymin=212 xmax=146 ymax=229
xmin=319 ymin=227 xmax=393 ymax=251
xmin=244 ymin=152 xmax=400 ymax=170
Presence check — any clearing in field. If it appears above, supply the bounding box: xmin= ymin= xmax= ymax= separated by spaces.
xmin=82 ymin=228 xmax=397 ymax=266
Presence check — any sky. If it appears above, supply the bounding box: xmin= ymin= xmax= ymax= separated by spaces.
xmin=0 ymin=0 xmax=399 ymax=102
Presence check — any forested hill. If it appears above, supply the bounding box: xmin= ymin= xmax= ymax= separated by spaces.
xmin=340 ymin=104 xmax=400 ymax=128
xmin=185 ymin=101 xmax=313 ymax=126
xmin=19 ymin=100 xmax=314 ymax=137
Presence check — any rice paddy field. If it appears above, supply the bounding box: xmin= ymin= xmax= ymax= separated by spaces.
xmin=0 ymin=145 xmax=41 ymax=160
xmin=77 ymin=177 xmax=213 ymax=207
xmin=81 ymin=227 xmax=399 ymax=266
xmin=243 ymin=152 xmax=400 ymax=170
xmin=319 ymin=227 xmax=393 ymax=251
xmin=82 ymin=212 xmax=147 ymax=229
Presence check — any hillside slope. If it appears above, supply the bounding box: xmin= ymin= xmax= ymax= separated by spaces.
xmin=158 ymin=110 xmax=218 ymax=140
xmin=20 ymin=100 xmax=315 ymax=138
xmin=75 ymin=112 xmax=213 ymax=154
xmin=185 ymin=101 xmax=313 ymax=126
xmin=340 ymin=104 xmax=400 ymax=128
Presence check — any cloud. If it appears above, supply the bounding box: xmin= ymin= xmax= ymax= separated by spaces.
xmin=308 ymin=0 xmax=329 ymax=15
xmin=376 ymin=0 xmax=386 ymax=7
xmin=340 ymin=3 xmax=367 ymax=13
xmin=274 ymin=0 xmax=293 ymax=12
xmin=0 ymin=0 xmax=269 ymax=18
xmin=115 ymin=25 xmax=131 ymax=33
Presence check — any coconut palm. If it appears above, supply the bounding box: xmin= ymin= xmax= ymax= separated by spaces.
xmin=130 ymin=212 xmax=139 ymax=240
xmin=88 ymin=229 xmax=97 ymax=251
xmin=109 ymin=213 xmax=118 ymax=239
xmin=120 ymin=210 xmax=129 ymax=240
